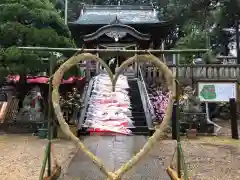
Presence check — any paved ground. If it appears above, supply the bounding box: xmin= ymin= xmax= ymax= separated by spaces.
xmin=63 ymin=136 xmax=171 ymax=180
xmin=61 ymin=135 xmax=240 ymax=180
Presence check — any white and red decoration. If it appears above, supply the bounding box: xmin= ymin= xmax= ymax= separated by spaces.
xmin=84 ymin=73 xmax=134 ymax=135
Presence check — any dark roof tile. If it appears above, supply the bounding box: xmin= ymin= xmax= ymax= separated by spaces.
xmin=72 ymin=5 xmax=161 ymax=25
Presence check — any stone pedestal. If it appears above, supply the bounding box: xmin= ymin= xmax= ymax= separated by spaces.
xmin=186 ymin=129 xmax=197 ymax=139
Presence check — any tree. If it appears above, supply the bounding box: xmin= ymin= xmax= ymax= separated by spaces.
xmin=169 ymin=0 xmax=240 ymax=58
xmin=209 ymin=0 xmax=240 ymax=55
xmin=54 ymin=0 xmax=240 ymax=64
xmin=155 ymin=0 xmax=240 ymax=62
xmin=0 ymin=0 xmax=75 ymax=81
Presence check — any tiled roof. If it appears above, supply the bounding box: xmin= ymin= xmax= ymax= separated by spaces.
xmin=71 ymin=5 xmax=162 ymax=25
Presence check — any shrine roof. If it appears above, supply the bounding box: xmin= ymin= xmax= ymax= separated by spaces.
xmin=70 ymin=5 xmax=162 ymax=25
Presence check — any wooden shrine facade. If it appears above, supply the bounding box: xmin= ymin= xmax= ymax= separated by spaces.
xmin=68 ymin=5 xmax=173 ymax=79
xmin=68 ymin=5 xmax=173 ymax=50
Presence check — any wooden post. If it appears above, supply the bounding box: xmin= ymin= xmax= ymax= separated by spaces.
xmin=86 ymin=61 xmax=90 ymax=81
xmin=47 ymin=56 xmax=54 ymax=176
xmin=175 ymin=63 xmax=181 ymax=178
xmin=230 ymin=98 xmax=239 ymax=139
xmin=96 ymin=45 xmax=99 ymax=74
xmin=64 ymin=0 xmax=68 ymax=25
xmin=172 ymin=102 xmax=177 ymax=140
xmin=236 ymin=20 xmax=240 ymax=64
xmin=135 ymin=46 xmax=138 ymax=75
xmin=172 ymin=54 xmax=176 ymax=76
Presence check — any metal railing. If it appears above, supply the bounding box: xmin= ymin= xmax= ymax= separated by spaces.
xmin=138 ymin=66 xmax=156 ymax=121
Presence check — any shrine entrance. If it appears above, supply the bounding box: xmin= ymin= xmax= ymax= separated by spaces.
xmin=98 ymin=44 xmax=137 ymax=74
xmin=82 ymin=25 xmax=150 ymax=76
xmin=68 ymin=4 xmax=173 ymax=80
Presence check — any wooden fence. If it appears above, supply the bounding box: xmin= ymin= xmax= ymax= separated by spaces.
xmin=140 ymin=55 xmax=239 ymax=82
xmin=143 ymin=64 xmax=240 ymax=84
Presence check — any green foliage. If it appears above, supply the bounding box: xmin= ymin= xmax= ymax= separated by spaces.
xmin=158 ymin=1 xmax=210 ymax=63
xmin=164 ymin=0 xmax=240 ymax=63
xmin=0 ymin=22 xmax=74 ymax=47
xmin=176 ymin=31 xmax=208 ymax=49
xmin=0 ymin=0 xmax=55 ymax=10
xmin=0 ymin=3 xmax=70 ymax=37
xmin=0 ymin=0 xmax=75 ymax=75
xmin=1 ymin=0 xmax=238 ymax=68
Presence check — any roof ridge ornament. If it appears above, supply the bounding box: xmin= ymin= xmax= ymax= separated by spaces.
xmin=153 ymin=8 xmax=157 ymax=17
xmin=109 ymin=16 xmax=122 ymax=25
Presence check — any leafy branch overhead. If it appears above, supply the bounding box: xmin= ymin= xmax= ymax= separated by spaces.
xmin=66 ymin=0 xmax=240 ymax=58
xmin=156 ymin=0 xmax=240 ymax=62
xmin=1 ymin=0 xmax=240 ymax=69
xmin=0 ymin=0 xmax=75 ymax=75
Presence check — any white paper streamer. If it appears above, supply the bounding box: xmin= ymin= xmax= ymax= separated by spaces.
xmin=84 ymin=73 xmax=134 ymax=134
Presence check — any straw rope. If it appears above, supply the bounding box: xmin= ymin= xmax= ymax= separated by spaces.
xmin=51 ymin=53 xmax=176 ymax=180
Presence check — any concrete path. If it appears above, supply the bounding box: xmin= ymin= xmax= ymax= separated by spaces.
xmin=63 ymin=136 xmax=171 ymax=180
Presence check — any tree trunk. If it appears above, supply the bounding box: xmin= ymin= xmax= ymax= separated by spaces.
xmin=17 ymin=73 xmax=28 ymax=109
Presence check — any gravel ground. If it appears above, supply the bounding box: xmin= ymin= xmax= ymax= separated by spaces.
xmin=0 ymin=135 xmax=77 ymax=180
xmin=1 ymin=134 xmax=240 ymax=180
xmin=216 ymin=120 xmax=240 ymax=138
xmin=181 ymin=137 xmax=240 ymax=180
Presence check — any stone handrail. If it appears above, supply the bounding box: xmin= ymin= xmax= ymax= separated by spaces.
xmin=138 ymin=66 xmax=156 ymax=121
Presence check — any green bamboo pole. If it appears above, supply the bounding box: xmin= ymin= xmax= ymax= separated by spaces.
xmin=17 ymin=46 xmax=209 ymax=54
xmin=47 ymin=56 xmax=54 ymax=176
xmin=179 ymin=144 xmax=189 ymax=180
xmin=39 ymin=142 xmax=50 ymax=180
xmin=175 ymin=55 xmax=181 ymax=178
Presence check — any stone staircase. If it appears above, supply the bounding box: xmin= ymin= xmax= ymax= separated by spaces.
xmin=78 ymin=73 xmax=150 ymax=136
xmin=127 ymin=79 xmax=149 ymax=135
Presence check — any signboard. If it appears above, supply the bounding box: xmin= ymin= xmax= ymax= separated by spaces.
xmin=197 ymin=82 xmax=237 ymax=102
